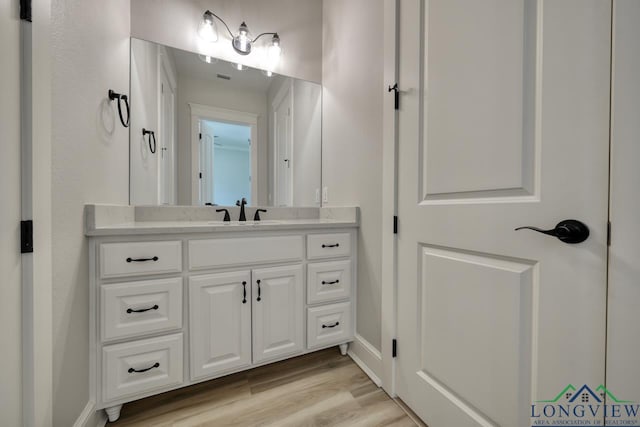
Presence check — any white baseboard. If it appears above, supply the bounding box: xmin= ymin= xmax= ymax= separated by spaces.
xmin=73 ymin=401 xmax=106 ymax=427
xmin=348 ymin=334 xmax=383 ymax=387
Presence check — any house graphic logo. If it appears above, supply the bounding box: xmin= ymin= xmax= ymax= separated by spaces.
xmin=531 ymin=384 xmax=640 ymax=426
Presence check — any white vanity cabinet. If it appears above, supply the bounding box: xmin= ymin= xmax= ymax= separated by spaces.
xmin=251 ymin=264 xmax=304 ymax=363
xmin=189 ymin=271 xmax=252 ymax=380
xmin=89 ymin=227 xmax=357 ymax=422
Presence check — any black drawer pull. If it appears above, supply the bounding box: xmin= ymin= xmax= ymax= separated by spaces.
xmin=126 ymin=304 xmax=159 ymax=314
xmin=321 ymin=280 xmax=340 ymax=285
xmin=128 ymin=362 xmax=160 ymax=374
xmin=126 ymin=256 xmax=159 ymax=263
xmin=322 ymin=243 xmax=339 ymax=248
xmin=242 ymin=281 xmax=247 ymax=304
xmin=256 ymin=279 xmax=262 ymax=302
xmin=322 ymin=322 xmax=340 ymax=329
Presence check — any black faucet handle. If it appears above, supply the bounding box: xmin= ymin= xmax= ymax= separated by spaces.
xmin=216 ymin=209 xmax=231 ymax=222
xmin=236 ymin=198 xmax=247 ymax=221
xmin=254 ymin=209 xmax=268 ymax=221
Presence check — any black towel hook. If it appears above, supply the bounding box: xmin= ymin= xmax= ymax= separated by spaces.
xmin=142 ymin=128 xmax=157 ymax=154
xmin=108 ymin=90 xmax=130 ymax=128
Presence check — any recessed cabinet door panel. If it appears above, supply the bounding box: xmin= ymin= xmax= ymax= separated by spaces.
xmin=307 ymin=260 xmax=352 ymax=304
xmin=100 ymin=241 xmax=182 ymax=279
xmin=102 ymin=333 xmax=183 ymax=402
xmin=189 ymin=271 xmax=252 ymax=380
xmin=306 ymin=302 xmax=352 ymax=349
xmin=252 ymin=265 xmax=304 ymax=363
xmin=396 ymin=1 xmax=610 ymax=426
xmin=101 ymin=277 xmax=183 ymax=341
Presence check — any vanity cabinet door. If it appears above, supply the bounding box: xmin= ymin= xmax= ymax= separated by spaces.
xmin=189 ymin=271 xmax=252 ymax=380
xmin=252 ymin=265 xmax=304 ymax=363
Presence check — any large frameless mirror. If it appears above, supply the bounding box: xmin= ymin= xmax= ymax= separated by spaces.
xmin=129 ymin=37 xmax=322 ymax=207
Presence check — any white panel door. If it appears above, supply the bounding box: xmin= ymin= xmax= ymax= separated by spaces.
xmin=274 ymin=86 xmax=293 ymax=207
xmin=0 ymin=3 xmax=22 ymax=425
xmin=189 ymin=271 xmax=252 ymax=380
xmin=199 ymin=121 xmax=215 ymax=205
xmin=252 ymin=265 xmax=303 ymax=363
xmin=396 ymin=1 xmax=611 ymax=427
xmin=606 ymin=0 xmax=640 ymax=408
xmin=158 ymin=65 xmax=175 ymax=205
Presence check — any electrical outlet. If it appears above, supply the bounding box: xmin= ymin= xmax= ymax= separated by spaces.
xmin=322 ymin=187 xmax=328 ymax=203
xmin=315 ymin=188 xmax=320 ymax=204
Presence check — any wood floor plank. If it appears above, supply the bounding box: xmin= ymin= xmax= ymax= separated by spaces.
xmin=112 ymin=348 xmax=419 ymax=427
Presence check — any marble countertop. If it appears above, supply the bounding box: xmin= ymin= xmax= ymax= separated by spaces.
xmin=85 ymin=205 xmax=359 ymax=236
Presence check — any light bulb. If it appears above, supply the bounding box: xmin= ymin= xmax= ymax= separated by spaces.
xmin=265 ymin=34 xmax=281 ymax=74
xmin=233 ymin=22 xmax=252 ymax=55
xmin=198 ymin=12 xmax=218 ymax=43
xmin=239 ymin=33 xmax=248 ymax=52
xmin=268 ymin=39 xmax=281 ymax=61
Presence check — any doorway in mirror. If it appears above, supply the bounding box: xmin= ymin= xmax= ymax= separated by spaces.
xmin=129 ymin=38 xmax=322 ymax=207
xmin=199 ymin=119 xmax=252 ymax=206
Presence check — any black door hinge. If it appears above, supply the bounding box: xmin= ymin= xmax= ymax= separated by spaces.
xmin=388 ymin=83 xmax=399 ymax=110
xmin=392 ymin=339 xmax=397 ymax=358
xmin=20 ymin=0 xmax=32 ymax=22
xmin=393 ymin=216 xmax=398 ymax=234
xmin=199 ymin=133 xmax=202 ymax=139
xmin=607 ymin=221 xmax=611 ymax=246
xmin=21 ymin=220 xmax=33 ymax=253
xmin=199 ymin=172 xmax=202 ymax=179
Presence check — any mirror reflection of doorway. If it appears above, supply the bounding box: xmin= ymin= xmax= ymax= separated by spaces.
xmin=199 ymin=119 xmax=251 ymax=206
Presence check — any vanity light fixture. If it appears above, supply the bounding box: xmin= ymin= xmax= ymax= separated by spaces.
xmin=197 ymin=10 xmax=281 ymax=58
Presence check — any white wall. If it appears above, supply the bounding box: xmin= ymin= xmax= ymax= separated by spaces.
xmin=177 ymin=76 xmax=268 ymax=205
xmin=130 ymin=39 xmax=178 ymax=205
xmin=0 ymin=2 xmax=22 ymax=425
xmin=267 ymin=76 xmax=322 ymax=207
xmin=51 ymin=1 xmax=130 ymax=426
xmin=131 ymin=0 xmax=323 ymax=83
xmin=606 ymin=0 xmax=640 ymax=403
xmin=322 ymin=0 xmax=384 ymax=352
xmin=292 ymin=80 xmax=322 ymax=206
xmin=130 ymin=39 xmax=159 ymax=204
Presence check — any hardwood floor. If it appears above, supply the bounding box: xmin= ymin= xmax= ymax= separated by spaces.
xmin=111 ymin=347 xmax=420 ymax=427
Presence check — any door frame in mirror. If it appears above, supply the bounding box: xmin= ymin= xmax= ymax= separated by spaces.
xmin=271 ymin=79 xmax=294 ymax=207
xmin=158 ymin=46 xmax=178 ymax=205
xmin=189 ymin=103 xmax=258 ymax=205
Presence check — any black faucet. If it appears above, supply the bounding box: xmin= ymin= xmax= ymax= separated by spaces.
xmin=236 ymin=198 xmax=247 ymax=221
xmin=254 ymin=209 xmax=267 ymax=221
xmin=215 ymin=209 xmax=231 ymax=222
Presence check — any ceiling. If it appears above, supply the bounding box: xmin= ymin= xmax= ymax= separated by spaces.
xmin=170 ymin=46 xmax=275 ymax=93
xmin=202 ymin=120 xmax=251 ymax=149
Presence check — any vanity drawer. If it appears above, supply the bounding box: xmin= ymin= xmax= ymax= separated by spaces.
xmin=101 ymin=278 xmax=183 ymax=341
xmin=307 ymin=260 xmax=352 ymax=304
xmin=307 ymin=233 xmax=351 ymax=260
xmin=307 ymin=302 xmax=352 ymax=349
xmin=99 ymin=241 xmax=182 ymax=279
xmin=102 ymin=333 xmax=183 ymax=402
xmin=189 ymin=236 xmax=303 ymax=270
